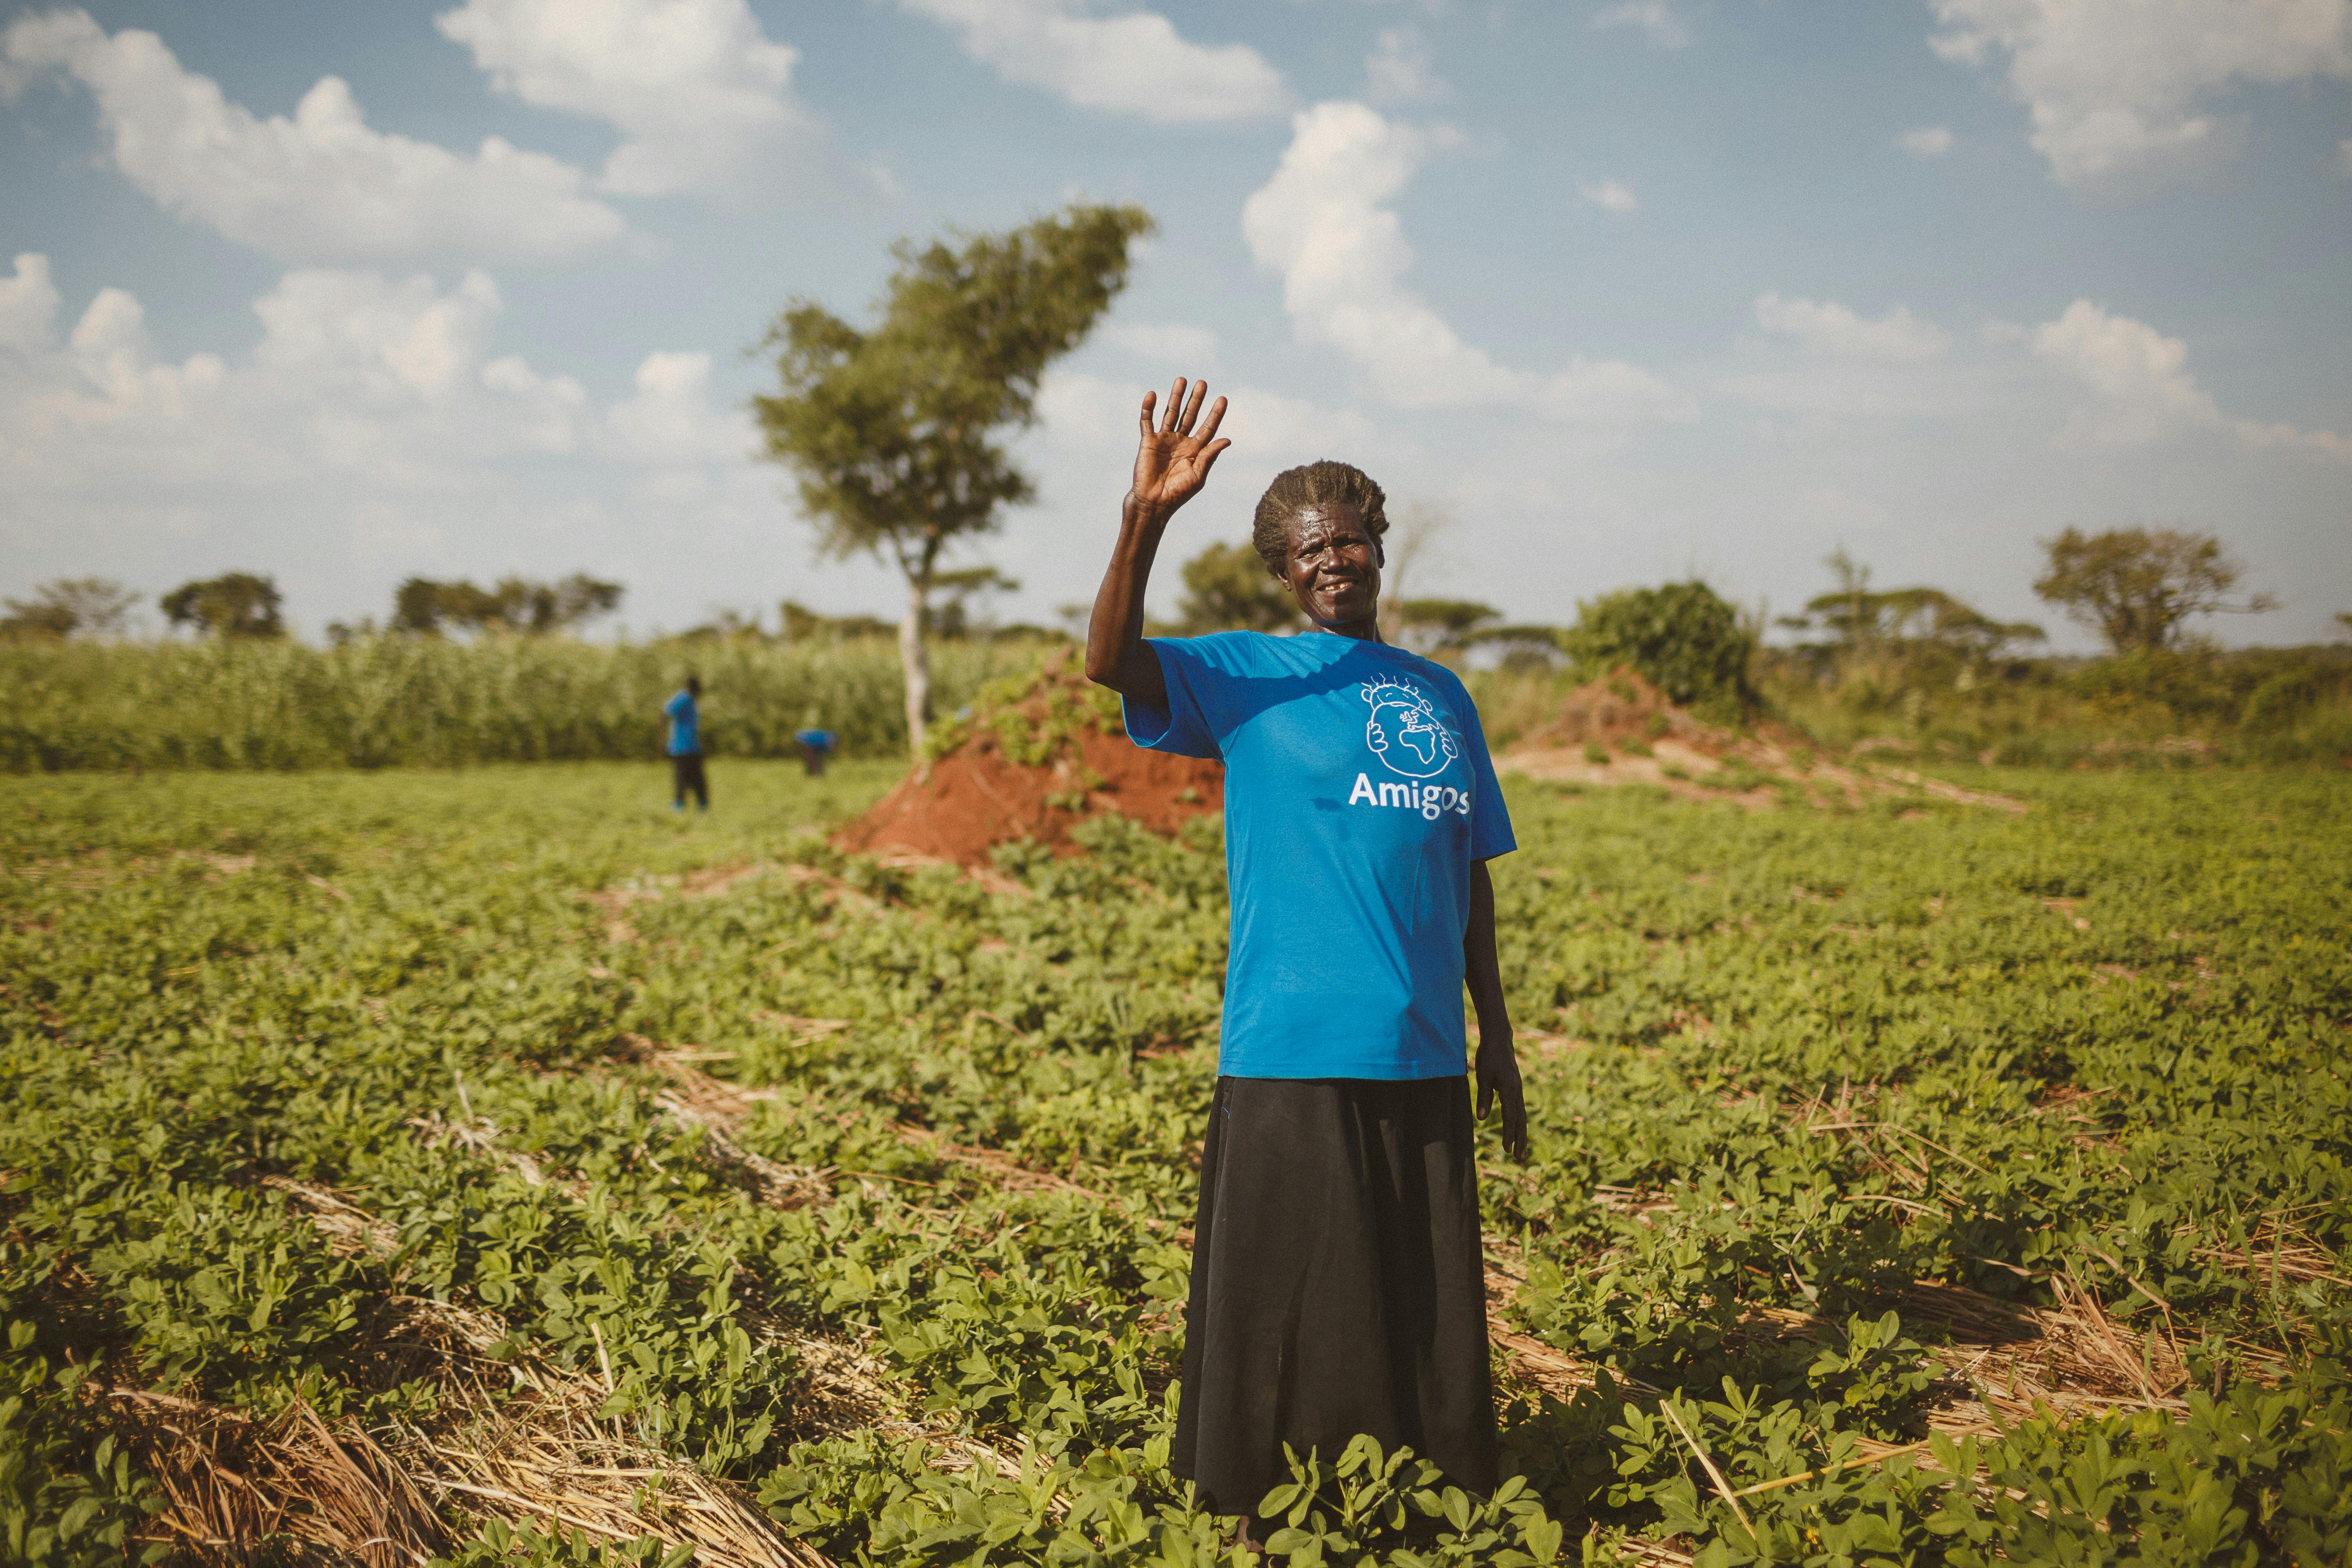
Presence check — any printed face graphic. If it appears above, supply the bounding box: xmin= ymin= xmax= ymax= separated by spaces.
xmin=1361 ymin=679 xmax=1460 ymax=779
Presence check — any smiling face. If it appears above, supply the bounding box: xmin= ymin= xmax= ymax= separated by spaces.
xmin=1275 ymin=502 xmax=1383 ymax=631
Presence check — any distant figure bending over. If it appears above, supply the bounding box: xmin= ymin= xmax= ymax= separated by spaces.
xmin=666 ymin=675 xmax=707 ymax=812
xmin=1085 ymin=379 xmax=1528 ymax=1549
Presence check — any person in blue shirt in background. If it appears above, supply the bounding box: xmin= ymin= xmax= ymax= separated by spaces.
xmin=794 ymin=719 xmax=837 ymax=777
xmin=1087 ymin=378 xmax=1528 ymax=1550
xmin=664 ymin=675 xmax=707 ymax=812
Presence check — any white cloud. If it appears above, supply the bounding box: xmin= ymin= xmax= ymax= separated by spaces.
xmin=1930 ymin=0 xmax=2352 ymax=188
xmin=1897 ymin=125 xmax=1956 ymax=158
xmin=1101 ymin=321 xmax=1221 ymax=369
xmin=434 ymin=0 xmax=823 ymax=199
xmin=606 ymin=350 xmax=754 ymax=466
xmin=0 ymin=257 xmax=756 ymax=510
xmin=1755 ymin=293 xmax=1951 ymax=362
xmin=2339 ymin=136 xmax=2352 ymax=174
xmin=0 ymin=10 xmax=625 ymax=263
xmin=0 ymin=253 xmax=61 ymax=354
xmin=898 ymin=0 xmax=1290 ymax=124
xmin=0 ymin=254 xmax=797 ymax=631
xmin=1366 ymin=25 xmax=1448 ymax=103
xmin=2031 ymin=298 xmax=2348 ymax=457
xmin=1592 ymin=2 xmax=1690 ymax=49
xmin=1242 ymin=100 xmax=1692 ymax=423
xmin=1578 ymin=178 xmax=1639 ymax=213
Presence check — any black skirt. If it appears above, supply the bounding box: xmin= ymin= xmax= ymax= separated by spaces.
xmin=1171 ymin=1075 xmax=1497 ymax=1517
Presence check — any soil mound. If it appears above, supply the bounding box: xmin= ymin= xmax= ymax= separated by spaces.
xmin=1505 ymin=668 xmax=2021 ymax=812
xmin=835 ymin=655 xmax=1223 ymax=866
xmin=1518 ymin=668 xmax=1724 ymax=754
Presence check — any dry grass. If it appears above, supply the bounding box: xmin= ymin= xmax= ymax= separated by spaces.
xmin=413 ymin=1374 xmax=828 ymax=1568
xmin=226 ymin=1120 xmax=1048 ymax=1568
xmin=104 ymin=1390 xmax=449 ymax=1568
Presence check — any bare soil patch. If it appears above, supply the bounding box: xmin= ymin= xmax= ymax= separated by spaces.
xmin=836 ymin=656 xmax=1223 ymax=866
xmin=1502 ymin=669 xmax=2024 ymax=813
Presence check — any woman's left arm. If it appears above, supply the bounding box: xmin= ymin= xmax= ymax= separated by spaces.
xmin=1466 ymin=860 xmax=1528 ymax=1160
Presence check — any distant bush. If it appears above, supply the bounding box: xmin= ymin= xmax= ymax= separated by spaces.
xmin=1560 ymin=581 xmax=1755 ymax=722
xmin=2241 ymin=667 xmax=2320 ymax=733
xmin=0 ymin=635 xmax=1052 ymax=773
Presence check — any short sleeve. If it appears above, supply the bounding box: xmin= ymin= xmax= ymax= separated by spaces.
xmin=1455 ymin=685 xmax=1515 ymax=861
xmin=1121 ymin=638 xmax=1223 ymax=760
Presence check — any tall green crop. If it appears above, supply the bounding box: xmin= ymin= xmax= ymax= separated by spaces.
xmin=0 ymin=637 xmax=1054 ymax=772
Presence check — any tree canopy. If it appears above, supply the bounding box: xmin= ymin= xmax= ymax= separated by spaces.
xmin=2034 ymin=526 xmax=2276 ymax=653
xmin=1172 ymin=540 xmax=1298 ymax=635
xmin=390 ymin=574 xmax=623 ymax=637
xmin=161 ymin=573 xmax=284 ymax=639
xmin=753 ymin=202 xmax=1153 ymax=752
xmin=1783 ymin=550 xmax=2043 ymax=660
xmin=1392 ymin=597 xmax=1502 ymax=656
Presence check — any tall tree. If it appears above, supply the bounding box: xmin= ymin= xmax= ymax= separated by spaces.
xmin=753 ymin=203 xmax=1154 ymax=753
xmin=2034 ymin=526 xmax=2276 ymax=653
xmin=161 ymin=573 xmax=284 ymax=638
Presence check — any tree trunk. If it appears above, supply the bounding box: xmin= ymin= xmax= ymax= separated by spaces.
xmin=900 ymin=570 xmax=932 ymax=757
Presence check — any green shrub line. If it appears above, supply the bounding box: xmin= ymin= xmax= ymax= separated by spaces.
xmin=3 ymin=762 xmax=2348 ymax=1564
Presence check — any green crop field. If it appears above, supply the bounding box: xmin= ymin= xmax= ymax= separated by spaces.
xmin=4 ymin=760 xmax=2348 ymax=1566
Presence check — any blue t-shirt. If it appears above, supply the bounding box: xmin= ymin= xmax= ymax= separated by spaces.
xmin=1124 ymin=631 xmax=1515 ymax=1080
xmin=664 ymin=690 xmax=700 ymax=756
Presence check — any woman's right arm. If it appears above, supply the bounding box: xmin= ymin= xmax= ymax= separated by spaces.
xmin=1085 ymin=377 xmax=1229 ymax=711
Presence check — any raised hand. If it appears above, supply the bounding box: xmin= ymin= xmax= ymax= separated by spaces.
xmin=1131 ymin=377 xmax=1230 ymax=518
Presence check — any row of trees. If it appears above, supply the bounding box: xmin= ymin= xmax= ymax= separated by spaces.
xmin=0 ymin=572 xmax=628 ymax=644
xmin=1 ymin=573 xmax=286 ymax=641
xmin=388 ymin=574 xmax=622 ymax=638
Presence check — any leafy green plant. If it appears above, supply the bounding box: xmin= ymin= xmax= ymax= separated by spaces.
xmin=2 ymin=760 xmax=2348 ymax=1566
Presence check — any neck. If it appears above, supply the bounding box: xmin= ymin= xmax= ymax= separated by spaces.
xmin=1312 ymin=612 xmax=1383 ymax=643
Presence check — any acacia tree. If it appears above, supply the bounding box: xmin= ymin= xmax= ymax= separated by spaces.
xmin=753 ymin=203 xmax=1153 ymax=753
xmin=2034 ymin=526 xmax=2276 ymax=653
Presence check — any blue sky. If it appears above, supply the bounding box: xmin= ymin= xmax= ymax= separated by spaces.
xmin=3 ymin=0 xmax=2348 ymax=646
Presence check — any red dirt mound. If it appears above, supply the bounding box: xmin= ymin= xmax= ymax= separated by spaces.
xmin=835 ymin=656 xmax=1223 ymax=867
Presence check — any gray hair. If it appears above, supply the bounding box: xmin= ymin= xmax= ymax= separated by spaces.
xmin=1250 ymin=461 xmax=1388 ymax=576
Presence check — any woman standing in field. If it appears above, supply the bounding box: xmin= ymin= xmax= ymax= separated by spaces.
xmin=1086 ymin=378 xmax=1528 ymax=1546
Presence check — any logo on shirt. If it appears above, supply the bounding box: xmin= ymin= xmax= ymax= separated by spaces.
xmin=1348 ymin=677 xmax=1472 ymax=820
xmin=1360 ymin=677 xmax=1459 ymax=778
